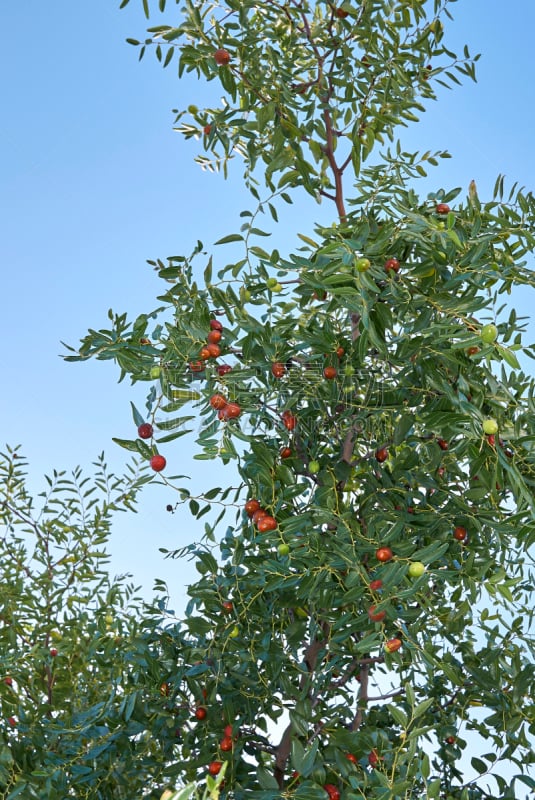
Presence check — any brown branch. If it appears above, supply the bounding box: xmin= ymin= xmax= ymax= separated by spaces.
xmin=341 ymin=426 xmax=357 ymax=465
xmin=292 ymin=0 xmax=323 ymax=63
xmin=231 ymin=67 xmax=272 ymax=106
xmin=351 ymin=312 xmax=361 ymax=341
xmin=337 ymin=312 xmax=362 ymax=472
xmin=45 ymin=664 xmax=55 ymax=713
xmin=273 ymin=622 xmax=330 ymax=787
xmin=322 ymin=107 xmax=346 ymax=220
xmin=358 ymin=656 xmax=386 ymax=665
xmin=303 ymin=632 xmax=326 ymax=672
xmin=331 ymin=656 xmax=361 ymax=689
xmin=340 ymin=151 xmax=354 ymax=173
xmin=319 ymin=188 xmax=337 ymax=202
xmin=288 ymin=0 xmax=353 ymax=223
xmin=368 ymin=688 xmax=404 ymax=701
xmin=274 ymin=725 xmax=293 ymax=786
xmin=350 ymin=662 xmax=369 ymax=731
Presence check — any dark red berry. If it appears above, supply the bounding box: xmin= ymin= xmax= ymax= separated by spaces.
xmin=138 ymin=423 xmax=153 ymax=439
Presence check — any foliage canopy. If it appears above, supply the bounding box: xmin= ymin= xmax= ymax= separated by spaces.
xmin=62 ymin=0 xmax=535 ymax=798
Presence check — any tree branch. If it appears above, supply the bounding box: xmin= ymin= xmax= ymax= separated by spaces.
xmin=273 ymin=622 xmax=330 ymax=786
xmin=350 ymin=662 xmax=369 ymax=731
xmin=322 ymin=107 xmax=346 ymax=220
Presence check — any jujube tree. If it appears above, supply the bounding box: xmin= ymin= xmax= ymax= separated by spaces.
xmin=67 ymin=1 xmax=535 ymax=798
xmin=0 ymin=449 xmax=198 ymax=799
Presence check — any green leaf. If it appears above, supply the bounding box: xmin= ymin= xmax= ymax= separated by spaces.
xmin=291 ymin=738 xmax=305 ymax=772
xmin=112 ymin=437 xmax=140 ymax=453
xmin=214 ymin=233 xmax=244 ymax=245
xmin=301 ymin=739 xmax=320 ymax=776
xmin=135 ymin=440 xmax=152 ymax=460
xmin=498 ymin=344 xmax=521 ymax=370
xmin=412 ymin=698 xmax=434 ymax=718
xmin=204 ymin=256 xmax=212 ymax=284
xmin=7 ymin=784 xmax=28 ymax=800
xmin=163 ymin=47 xmax=174 ymax=68
xmin=130 ymin=402 xmax=145 ymax=427
xmin=393 ymin=413 xmax=415 ymax=445
xmin=411 ymin=541 xmax=450 ymax=564
xmin=420 ymin=753 xmax=430 ymax=779
xmin=158 ymin=415 xmax=195 ymax=431
xmin=426 ymin=778 xmax=441 ymax=798
xmin=388 ymin=704 xmax=408 ymax=728
xmin=189 ymin=498 xmax=199 ymax=516
xmin=124 ymin=691 xmax=137 ymax=721
xmin=471 ymin=756 xmax=487 ymax=774
xmin=256 ymin=767 xmax=279 ymax=789
xmin=171 ymin=389 xmax=201 ymax=402
xmin=168 ymin=786 xmax=196 ymax=800
xmin=295 ymin=784 xmax=333 ymax=799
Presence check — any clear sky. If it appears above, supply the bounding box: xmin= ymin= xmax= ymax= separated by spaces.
xmin=1 ymin=0 xmax=535 ymax=610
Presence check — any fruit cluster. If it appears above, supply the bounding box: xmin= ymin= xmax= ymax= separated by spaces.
xmin=199 ymin=319 xmax=223 ymax=362
xmin=198 ymin=319 xmax=241 ymax=420
xmin=192 ymin=707 xmax=238 ymax=779
xmin=210 ymin=393 xmax=241 ymax=421
xmin=188 ymin=319 xmax=226 ymax=374
xmin=137 ymin=420 xmax=167 ymax=474
xmin=137 ymin=418 xmax=166 ymax=472
xmin=245 ymin=499 xmax=277 ymax=532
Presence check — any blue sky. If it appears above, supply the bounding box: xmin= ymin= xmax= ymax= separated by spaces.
xmin=1 ymin=0 xmax=535 ymax=608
